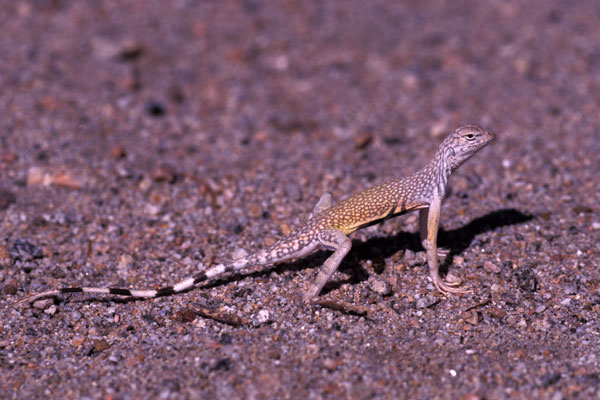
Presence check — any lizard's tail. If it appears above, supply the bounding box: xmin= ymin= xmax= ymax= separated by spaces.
xmin=14 ymin=255 xmax=258 ymax=306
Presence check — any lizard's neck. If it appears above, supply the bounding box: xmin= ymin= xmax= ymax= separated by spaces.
xmin=417 ymin=146 xmax=454 ymax=195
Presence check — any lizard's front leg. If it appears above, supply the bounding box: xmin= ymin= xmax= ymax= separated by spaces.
xmin=422 ymin=199 xmax=468 ymax=294
xmin=419 ymin=208 xmax=449 ymax=257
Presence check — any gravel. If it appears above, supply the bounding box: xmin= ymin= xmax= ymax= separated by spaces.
xmin=1 ymin=1 xmax=600 ymax=399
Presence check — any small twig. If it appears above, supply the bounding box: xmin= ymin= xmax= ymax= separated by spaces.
xmin=463 ymin=294 xmax=492 ymax=312
xmin=191 ymin=303 xmax=249 ymax=327
xmin=313 ymin=299 xmax=370 ymax=317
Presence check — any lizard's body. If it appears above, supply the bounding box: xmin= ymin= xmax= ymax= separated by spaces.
xmin=17 ymin=125 xmax=494 ymax=305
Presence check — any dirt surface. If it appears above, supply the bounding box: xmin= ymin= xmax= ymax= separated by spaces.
xmin=1 ymin=1 xmax=600 ymax=399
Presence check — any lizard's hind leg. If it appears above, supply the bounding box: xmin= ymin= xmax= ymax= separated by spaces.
xmin=303 ymin=228 xmax=351 ymax=301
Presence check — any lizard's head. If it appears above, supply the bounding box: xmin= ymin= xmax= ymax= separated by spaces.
xmin=442 ymin=124 xmax=495 ymax=170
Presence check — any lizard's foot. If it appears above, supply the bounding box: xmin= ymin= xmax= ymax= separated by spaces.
xmin=302 ymin=288 xmax=319 ymax=305
xmin=302 ymin=295 xmax=314 ymax=305
xmin=432 ymin=276 xmax=471 ymax=295
xmin=437 ymin=248 xmax=450 ymax=257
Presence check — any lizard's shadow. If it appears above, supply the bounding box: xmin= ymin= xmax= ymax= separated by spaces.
xmin=265 ymin=208 xmax=533 ymax=294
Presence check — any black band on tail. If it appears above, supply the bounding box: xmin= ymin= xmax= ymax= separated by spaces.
xmin=193 ymin=272 xmax=207 ymax=284
xmin=156 ymin=286 xmax=175 ymax=296
xmin=109 ymin=288 xmax=133 ymax=296
xmin=61 ymin=288 xmax=84 ymax=294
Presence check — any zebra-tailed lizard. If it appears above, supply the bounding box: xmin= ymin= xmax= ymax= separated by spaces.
xmin=17 ymin=125 xmax=494 ymax=306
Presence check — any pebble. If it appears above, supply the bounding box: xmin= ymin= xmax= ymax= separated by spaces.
xmin=284 ymin=183 xmax=302 ymax=202
xmin=560 ymin=298 xmax=572 ymax=306
xmin=0 ymin=245 xmax=10 ymax=265
xmin=3 ymin=280 xmax=18 ymax=295
xmin=71 ymin=311 xmax=83 ymax=322
xmin=144 ymin=100 xmax=167 ymax=117
xmin=9 ymin=239 xmax=44 ymax=261
xmin=323 ymin=358 xmax=340 ymax=371
xmin=563 ymin=283 xmax=578 ymax=295
xmin=368 ymin=278 xmax=392 ymax=296
xmin=93 ymin=339 xmax=110 ymax=353
xmin=462 ymin=311 xmax=482 ymax=326
xmin=44 ymin=305 xmax=58 ymax=315
xmin=253 ymin=309 xmax=271 ymax=325
xmin=0 ymin=188 xmax=16 ymax=210
xmin=534 ymin=304 xmax=546 ymax=313
xmin=33 ymin=298 xmax=54 ymax=309
xmin=150 ymin=163 xmax=178 ymax=183
xmin=415 ymin=295 xmax=438 ymax=309
xmin=110 ymin=145 xmax=127 ymax=159
xmin=353 ymin=131 xmax=373 ymax=149
xmin=483 ymin=261 xmax=501 ymax=274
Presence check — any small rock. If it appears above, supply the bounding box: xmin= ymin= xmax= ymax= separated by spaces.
xmin=323 ymin=358 xmax=340 ymax=371
xmin=535 ymin=305 xmax=546 ymax=314
xmin=252 ymin=309 xmax=271 ymax=326
xmin=33 ymin=298 xmax=54 ymax=310
xmin=415 ymin=295 xmax=439 ymax=309
xmin=93 ymin=339 xmax=110 ymax=353
xmin=145 ymin=100 xmax=166 ymax=117
xmin=0 ymin=245 xmax=10 ymax=265
xmin=404 ymin=249 xmax=425 ymax=267
xmin=279 ymin=223 xmax=292 ymax=236
xmin=52 ymin=171 xmax=84 ymax=189
xmin=1 ymin=151 xmax=17 ymax=164
xmin=573 ymin=205 xmax=593 ymax=214
xmin=461 ymin=394 xmax=483 ymax=400
xmin=44 ymin=304 xmax=58 ymax=315
xmin=3 ymin=280 xmax=18 ymax=295
xmin=353 ymin=131 xmax=373 ymax=149
xmin=27 ymin=167 xmax=83 ymax=189
xmin=9 ymin=239 xmax=44 ymax=261
xmin=284 ymin=183 xmax=302 ymax=202
xmin=462 ymin=310 xmax=482 ymax=326
xmin=560 ymin=298 xmax=571 ymax=306
xmin=71 ymin=310 xmax=83 ymax=322
xmin=110 ymin=145 xmax=127 ymax=159
xmin=0 ymin=188 xmax=16 ymax=210
xmin=369 ymin=278 xmax=392 ymax=296
xmin=231 ymin=248 xmax=249 ymax=259
xmin=50 ymin=267 xmax=66 ymax=279
xmin=150 ymin=163 xmax=178 ymax=183
xmin=540 ymin=372 xmax=561 ymax=388
xmin=514 ymin=266 xmax=538 ymax=292
xmin=483 ymin=261 xmax=501 ymax=273
xmin=563 ymin=283 xmax=577 ymax=295
xmin=430 ymin=120 xmax=448 ymax=138
xmin=173 ymin=308 xmax=196 ymax=323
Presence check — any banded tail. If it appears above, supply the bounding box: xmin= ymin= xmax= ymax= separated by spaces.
xmin=15 ymin=254 xmax=260 ymax=306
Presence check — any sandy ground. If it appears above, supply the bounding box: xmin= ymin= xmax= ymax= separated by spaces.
xmin=1 ymin=1 xmax=600 ymax=399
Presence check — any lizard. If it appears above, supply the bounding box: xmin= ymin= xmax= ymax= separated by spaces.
xmin=16 ymin=124 xmax=495 ymax=306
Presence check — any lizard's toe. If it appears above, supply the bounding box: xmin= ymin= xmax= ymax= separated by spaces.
xmin=433 ymin=278 xmax=471 ymax=295
xmin=437 ymin=248 xmax=450 ymax=257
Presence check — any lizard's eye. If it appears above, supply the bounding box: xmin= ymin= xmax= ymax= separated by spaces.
xmin=465 ymin=133 xmax=475 ymax=141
